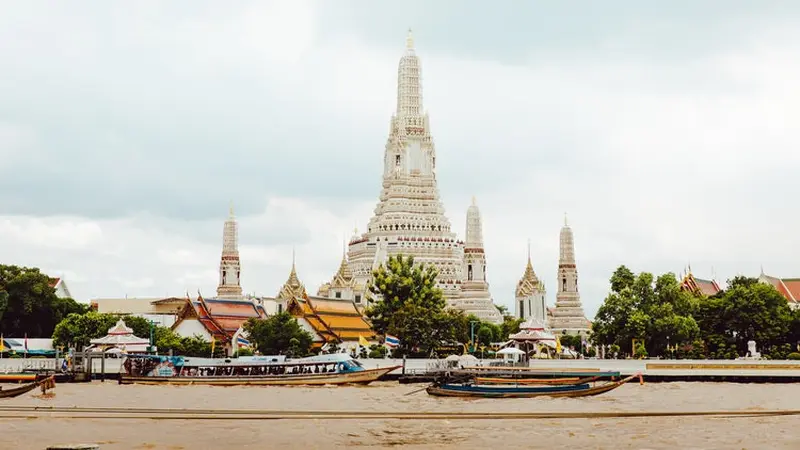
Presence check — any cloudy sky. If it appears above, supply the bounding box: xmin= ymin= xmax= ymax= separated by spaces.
xmin=2 ymin=1 xmax=799 ymax=317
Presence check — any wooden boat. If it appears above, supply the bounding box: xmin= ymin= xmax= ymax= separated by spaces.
xmin=0 ymin=375 xmax=56 ymax=399
xmin=119 ymin=353 xmax=400 ymax=386
xmin=426 ymin=373 xmax=642 ymax=398
xmin=475 ymin=376 xmax=601 ymax=385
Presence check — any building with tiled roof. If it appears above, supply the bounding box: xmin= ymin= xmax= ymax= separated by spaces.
xmin=680 ymin=268 xmax=723 ymax=297
xmin=287 ymin=294 xmax=376 ymax=352
xmin=48 ymin=277 xmax=73 ymax=299
xmin=90 ymin=296 xmax=186 ymax=327
xmin=172 ymin=294 xmax=268 ymax=355
xmin=759 ymin=270 xmax=800 ymax=311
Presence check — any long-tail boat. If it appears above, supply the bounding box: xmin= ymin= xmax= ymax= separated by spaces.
xmin=426 ymin=373 xmax=643 ymax=398
xmin=474 ymin=376 xmax=601 ymax=385
xmin=119 ymin=353 xmax=399 ymax=386
xmin=0 ymin=375 xmax=56 ymax=399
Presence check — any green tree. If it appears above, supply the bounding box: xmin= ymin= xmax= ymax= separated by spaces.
xmin=592 ymin=266 xmax=700 ymax=357
xmin=695 ymin=277 xmax=793 ymax=359
xmin=366 ymin=254 xmax=448 ymax=355
xmin=0 ymin=264 xmax=88 ymax=337
xmin=476 ymin=326 xmax=494 ymax=346
xmin=499 ymin=316 xmax=523 ymax=341
xmin=244 ymin=312 xmax=313 ymax=357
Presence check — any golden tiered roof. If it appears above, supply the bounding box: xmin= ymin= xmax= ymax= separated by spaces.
xmin=287 ymin=294 xmax=375 ymax=343
xmin=516 ymin=258 xmax=543 ymax=297
xmin=277 ymin=261 xmax=307 ymax=301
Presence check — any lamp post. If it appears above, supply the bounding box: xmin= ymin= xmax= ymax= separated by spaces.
xmin=469 ymin=321 xmax=480 ymax=353
xmin=148 ymin=320 xmax=156 ymax=354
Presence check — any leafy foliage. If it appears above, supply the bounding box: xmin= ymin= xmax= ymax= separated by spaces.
xmin=592 ymin=266 xmax=700 ymax=357
xmin=366 ymin=255 xmax=451 ymax=355
xmin=0 ymin=264 xmax=88 ymax=337
xmin=243 ymin=312 xmax=313 ymax=357
xmin=52 ymin=311 xmax=151 ymax=350
xmin=593 ymin=266 xmax=800 ymax=359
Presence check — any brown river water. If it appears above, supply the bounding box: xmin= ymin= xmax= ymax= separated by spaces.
xmin=2 ymin=381 xmax=799 ymax=449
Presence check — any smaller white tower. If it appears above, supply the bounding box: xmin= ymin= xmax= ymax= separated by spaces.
xmin=217 ymin=203 xmax=243 ymax=299
xmin=458 ymin=197 xmax=502 ymax=324
xmin=549 ymin=214 xmax=590 ymax=335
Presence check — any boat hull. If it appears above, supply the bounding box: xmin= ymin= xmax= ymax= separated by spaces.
xmin=119 ymin=366 xmax=400 ymax=386
xmin=426 ymin=374 xmax=641 ymax=398
xmin=0 ymin=376 xmax=55 ymax=399
xmin=475 ymin=376 xmax=600 ymax=386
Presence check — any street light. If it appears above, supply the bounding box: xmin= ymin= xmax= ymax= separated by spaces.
xmin=469 ymin=321 xmax=480 ymax=353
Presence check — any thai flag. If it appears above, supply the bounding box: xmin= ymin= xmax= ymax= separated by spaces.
xmin=237 ymin=336 xmax=251 ymax=347
xmin=384 ymin=335 xmax=400 ymax=348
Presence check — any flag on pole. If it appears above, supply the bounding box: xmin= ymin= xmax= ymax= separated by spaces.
xmin=555 ymin=336 xmax=562 ymax=354
xmin=24 ymin=334 xmax=28 ymax=353
xmin=0 ymin=334 xmax=4 ymax=353
xmin=210 ymin=336 xmax=216 ymax=357
xmin=384 ymin=334 xmax=400 ymax=348
xmin=358 ymin=335 xmax=369 ymax=347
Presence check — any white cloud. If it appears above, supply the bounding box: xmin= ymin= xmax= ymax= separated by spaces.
xmin=2 ymin=4 xmax=800 ymax=317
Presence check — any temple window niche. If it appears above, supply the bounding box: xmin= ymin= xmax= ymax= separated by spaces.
xmin=467 ymin=264 xmax=473 ymax=281
xmin=395 ymin=155 xmax=401 ymax=166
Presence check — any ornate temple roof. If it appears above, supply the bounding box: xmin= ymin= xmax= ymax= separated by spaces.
xmin=288 ymin=294 xmax=374 ymax=343
xmin=172 ymin=294 xmax=267 ymax=342
xmin=759 ymin=272 xmax=800 ymax=305
xmin=516 ymin=254 xmax=543 ymax=297
xmin=680 ymin=270 xmax=722 ymax=297
xmin=277 ymin=254 xmax=308 ymax=301
xmin=89 ymin=319 xmax=149 ymax=348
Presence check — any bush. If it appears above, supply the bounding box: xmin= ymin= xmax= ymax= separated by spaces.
xmin=787 ymin=352 xmax=800 ymax=360
xmin=236 ymin=348 xmax=254 ymax=357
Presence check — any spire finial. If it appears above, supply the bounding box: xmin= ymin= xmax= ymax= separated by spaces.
xmin=760 ymin=264 xmax=765 ymax=275
xmin=406 ymin=28 xmax=414 ymax=49
xmin=292 ymin=246 xmax=296 ymax=269
xmin=471 ymin=195 xmax=477 ymax=206
xmin=527 ymin=238 xmax=531 ymax=261
xmin=229 ymin=200 xmax=234 ymax=218
xmin=564 ymin=212 xmax=568 ymax=226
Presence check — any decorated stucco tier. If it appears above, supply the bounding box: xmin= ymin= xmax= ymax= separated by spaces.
xmin=548 ymin=215 xmax=591 ymax=335
xmin=459 ymin=197 xmax=502 ymax=324
xmin=344 ymin=31 xmax=501 ymax=321
xmin=216 ymin=204 xmax=243 ymax=299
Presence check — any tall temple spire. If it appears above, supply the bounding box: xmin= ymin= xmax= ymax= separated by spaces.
xmin=217 ymin=203 xmax=243 ymax=299
xmin=396 ymin=29 xmax=423 ymax=117
xmin=465 ymin=196 xmax=484 ymax=247
xmin=550 ymin=218 xmax=589 ymax=335
xmin=350 ymin=30 xmax=497 ymax=322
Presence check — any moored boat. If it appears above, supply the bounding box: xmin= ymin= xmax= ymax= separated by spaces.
xmin=426 ymin=373 xmax=643 ymax=398
xmin=474 ymin=376 xmax=601 ymax=385
xmin=0 ymin=375 xmax=56 ymax=399
xmin=119 ymin=353 xmax=400 ymax=386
